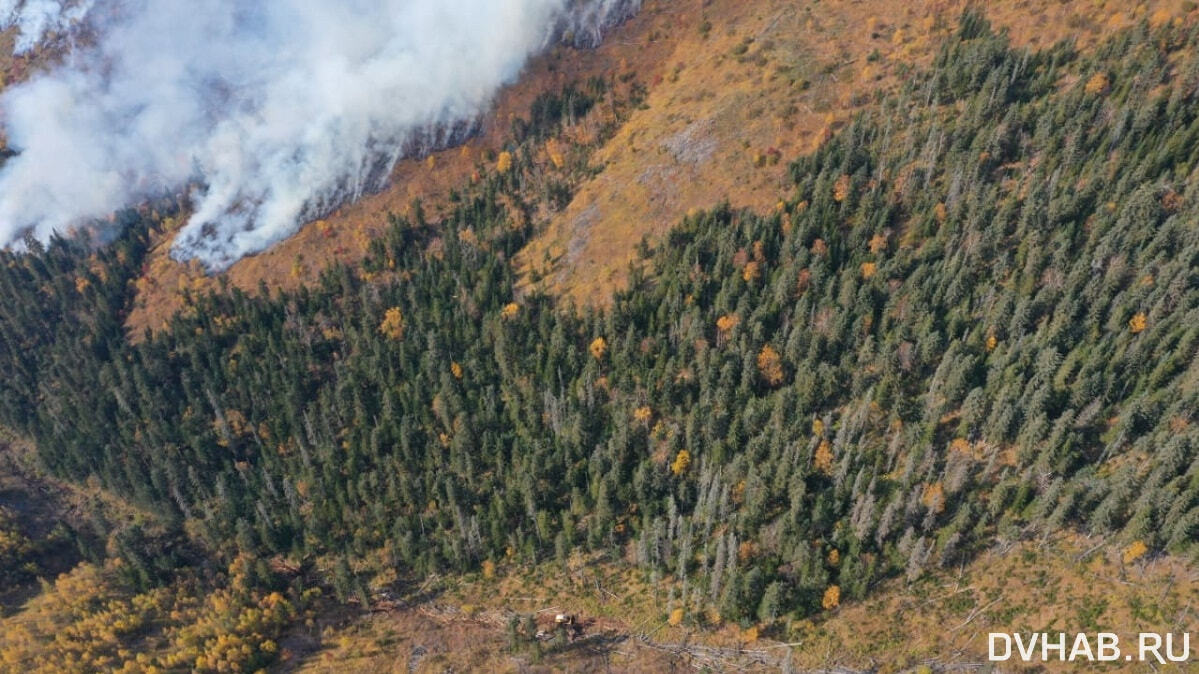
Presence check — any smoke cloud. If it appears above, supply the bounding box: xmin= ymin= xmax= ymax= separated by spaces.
xmin=0 ymin=0 xmax=639 ymax=269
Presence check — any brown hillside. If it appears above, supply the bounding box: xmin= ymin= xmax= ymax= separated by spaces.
xmin=282 ymin=537 xmax=1197 ymax=672
xmin=123 ymin=0 xmax=1193 ymax=334
xmin=518 ymin=0 xmax=1195 ymax=305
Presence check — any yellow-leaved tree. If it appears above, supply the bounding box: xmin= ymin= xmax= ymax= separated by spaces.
xmin=379 ymin=307 xmax=405 ymax=340
xmin=822 ymin=585 xmax=841 ymax=610
xmin=496 ymin=151 xmax=513 ymax=174
xmin=589 ymin=337 xmax=608 ymax=360
xmin=1129 ymin=312 xmax=1147 ymax=334
xmin=716 ymin=314 xmax=740 ymax=346
xmin=813 ymin=440 xmax=834 ymax=475
xmin=671 ymin=449 xmax=692 ymax=476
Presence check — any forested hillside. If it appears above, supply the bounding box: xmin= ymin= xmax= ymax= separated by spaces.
xmin=1 ymin=9 xmax=1197 ymax=671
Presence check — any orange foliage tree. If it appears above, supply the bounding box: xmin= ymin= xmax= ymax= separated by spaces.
xmin=756 ymin=345 xmax=784 ymax=386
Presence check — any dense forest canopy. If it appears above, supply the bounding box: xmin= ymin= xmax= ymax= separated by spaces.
xmin=0 ymin=9 xmax=1195 ymax=644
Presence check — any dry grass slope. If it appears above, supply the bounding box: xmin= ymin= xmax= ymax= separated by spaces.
xmin=518 ymin=0 xmax=1198 ymax=305
xmin=285 ymin=538 xmax=1197 ymax=673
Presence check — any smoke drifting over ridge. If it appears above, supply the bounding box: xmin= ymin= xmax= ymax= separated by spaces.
xmin=0 ymin=0 xmax=639 ymax=269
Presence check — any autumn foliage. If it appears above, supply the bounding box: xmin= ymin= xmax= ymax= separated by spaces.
xmin=821 ymin=585 xmax=841 ymax=610
xmin=1129 ymin=312 xmax=1147 ymax=334
xmin=589 ymin=337 xmax=608 ymax=360
xmin=379 ymin=307 xmax=405 ymax=340
xmin=671 ymin=449 xmax=692 ymax=476
xmin=0 ymin=556 xmax=305 ymax=674
xmin=813 ymin=440 xmax=834 ymax=475
xmin=1084 ymin=72 xmax=1111 ymax=95
xmin=496 ymin=151 xmax=513 ymax=174
xmin=921 ymin=481 xmax=946 ymax=514
xmin=756 ymin=345 xmax=784 ymax=386
xmin=1122 ymin=540 xmax=1148 ymax=564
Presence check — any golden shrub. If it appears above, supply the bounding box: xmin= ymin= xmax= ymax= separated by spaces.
xmin=1122 ymin=540 xmax=1148 ymax=565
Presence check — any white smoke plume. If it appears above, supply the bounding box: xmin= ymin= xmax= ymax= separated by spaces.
xmin=0 ymin=0 xmax=93 ymax=53
xmin=0 ymin=0 xmax=639 ymax=269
